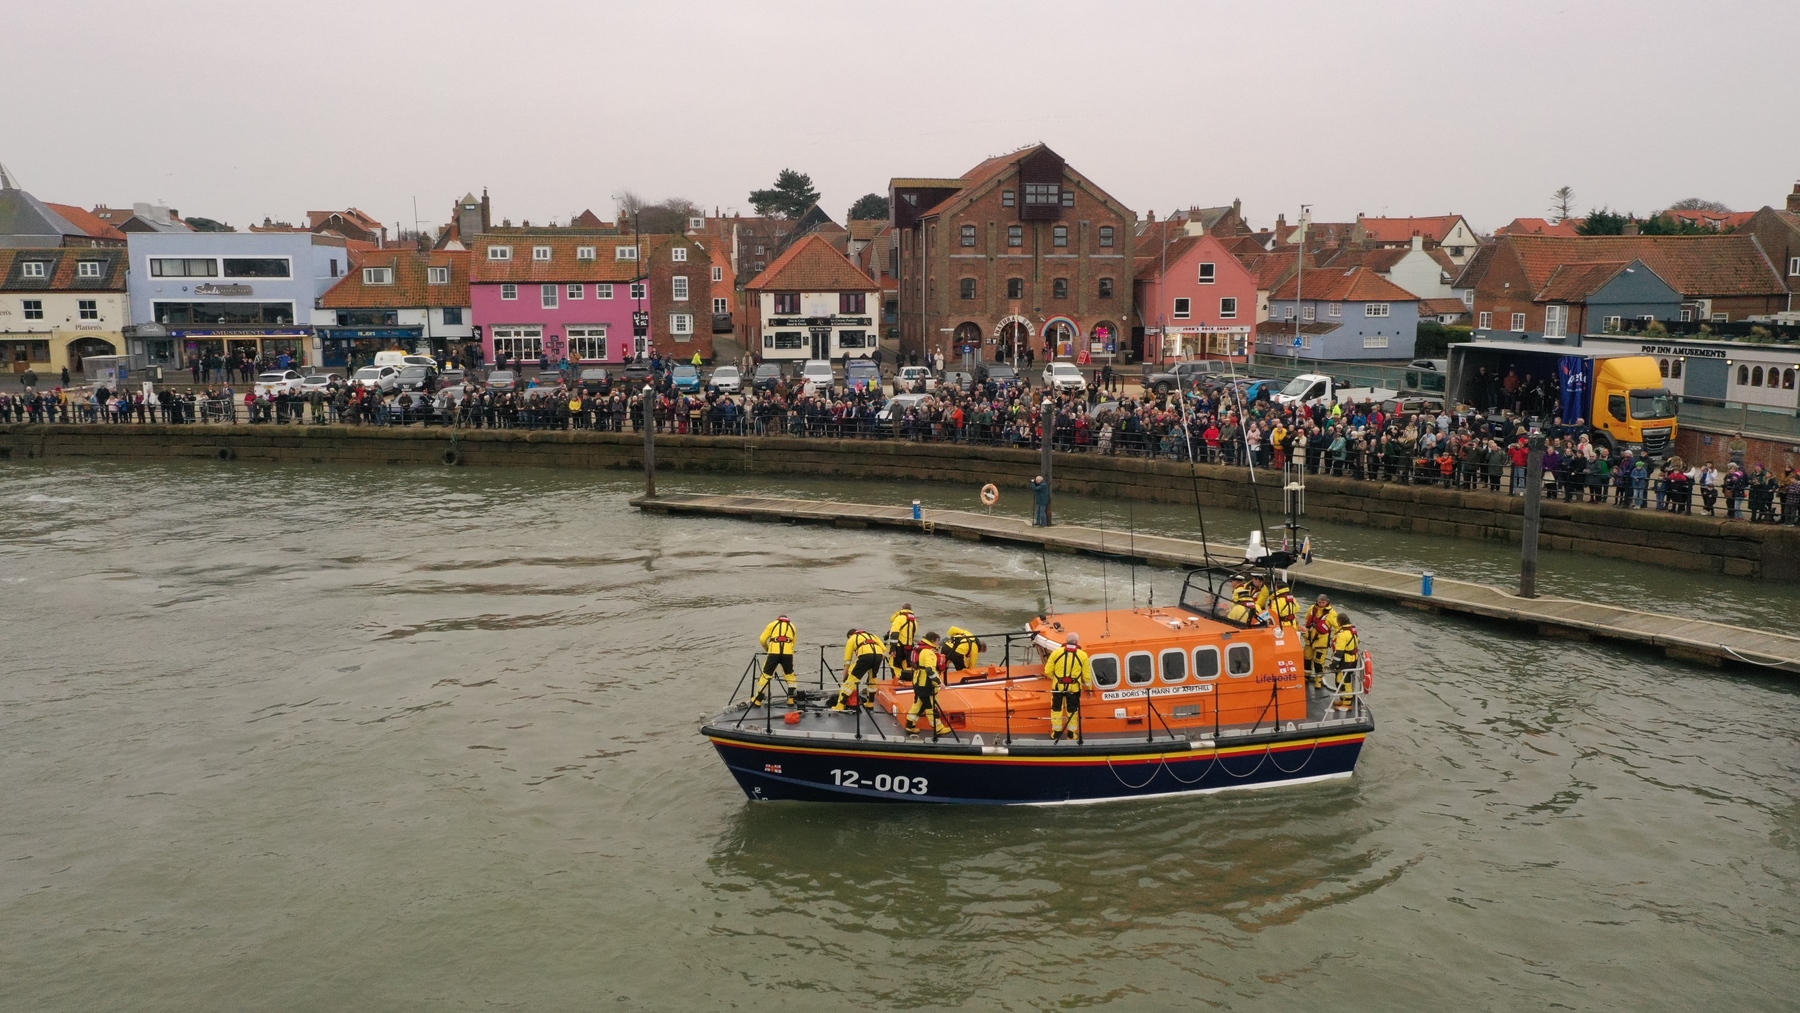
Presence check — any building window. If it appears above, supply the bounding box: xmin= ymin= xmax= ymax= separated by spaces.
xmin=960 ymin=224 xmax=977 ymax=247
xmin=501 ymin=284 xmax=517 ymax=300
xmin=671 ymin=247 xmax=688 ymax=262
xmin=1098 ymin=277 xmax=1114 ymax=298
xmin=1785 ymin=368 xmax=1796 ymax=390
xmin=541 ymin=284 xmax=558 ymax=309
xmin=223 ymin=258 xmax=289 ymax=278
xmin=840 ymin=292 xmax=866 ymax=314
xmin=488 ymin=246 xmax=512 ymax=261
xmin=76 ymin=299 xmax=97 ymax=320
xmin=771 ymin=331 xmax=803 ymax=349
xmin=1670 ymin=358 xmax=1683 ymax=378
xmin=616 ymin=246 xmax=638 ymax=261
xmin=1363 ymin=333 xmax=1390 ymax=349
xmin=17 ymin=260 xmax=47 ymax=279
xmin=1327 ymin=303 xmax=1342 ymax=317
xmin=1007 ymin=277 xmax=1024 ymax=299
xmin=428 ymin=266 xmax=449 ymax=284
xmin=672 ymin=276 xmax=689 ymax=301
xmin=1053 ymin=278 xmax=1068 ymax=299
xmin=567 ymin=325 xmax=607 ymax=360
xmin=1544 ymin=303 xmax=1568 ymax=338
xmin=755 ymin=245 xmax=766 ymax=256
xmin=1060 ymin=189 xmax=1074 ymax=207
xmin=960 ymin=278 xmax=977 ymax=300
xmin=149 ymin=257 xmax=216 ymax=278
xmin=839 ymin=330 xmax=869 ymax=349
xmin=713 ymin=297 xmax=729 ymax=314
xmin=1303 ymin=305 xmax=1315 ymax=321
xmin=1605 ymin=315 xmax=1623 ymax=331
xmin=774 ymin=292 xmax=800 ymax=314
xmin=1283 ymin=305 xmax=1295 ymax=320
xmin=1462 ymin=289 xmax=1475 ymax=307
xmin=630 ymin=282 xmax=646 ymax=300
xmin=533 ymin=246 xmax=552 ymax=261
xmin=1366 ymin=303 xmax=1391 ymax=318
xmin=1711 ymin=312 xmax=1729 ymax=322
xmin=1098 ymin=226 xmax=1114 ymax=248
xmin=576 ymin=246 xmax=596 ymax=261
xmin=1198 ymin=262 xmax=1215 ymax=284
xmin=567 ymin=284 xmax=584 ymax=300
xmin=1220 ymin=297 xmax=1238 ymax=319
xmin=1173 ymin=297 xmax=1192 ymax=319
xmin=1478 ymin=311 xmax=1492 ymax=329
xmin=442 ymin=307 xmax=463 ymax=325
xmin=362 ymin=267 xmax=393 ymax=285
xmin=76 ymin=260 xmax=102 ymax=279
xmin=1790 ymin=256 xmax=1800 ymax=276
xmin=1737 ymin=365 xmax=1749 ymax=385
xmin=491 ymin=325 xmax=542 ymax=361
xmin=1001 ymin=190 xmax=1015 ymax=207
xmin=670 ymin=313 xmax=694 ymax=336
xmin=1007 ymin=225 xmax=1023 ymax=247
xmin=1052 ymin=225 xmax=1069 ymax=247
xmin=1753 ymin=366 xmax=1764 ymax=386
xmin=712 ymin=266 xmax=723 ymax=282
xmin=597 ymin=283 xmax=614 ymax=299
xmin=22 ymin=299 xmax=43 ymax=319
xmin=1510 ymin=312 xmax=1526 ymax=331
xmin=1024 ymin=183 xmax=1059 ymax=206
xmin=330 ymin=259 xmax=338 ymax=278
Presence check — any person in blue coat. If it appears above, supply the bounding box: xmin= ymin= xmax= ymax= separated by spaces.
xmin=1030 ymin=474 xmax=1050 ymax=526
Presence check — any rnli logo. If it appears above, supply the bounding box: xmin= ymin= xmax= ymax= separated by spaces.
xmin=1277 ymin=660 xmax=1298 ymax=675
xmin=763 ymin=763 xmax=783 ymax=774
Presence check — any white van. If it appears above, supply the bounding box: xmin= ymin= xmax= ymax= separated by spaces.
xmin=374 ymin=351 xmax=437 ymax=370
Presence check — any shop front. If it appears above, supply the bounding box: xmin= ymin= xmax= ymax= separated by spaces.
xmin=1158 ymin=325 xmax=1250 ymax=362
xmin=167 ymin=327 xmax=314 ymax=370
xmin=320 ymin=327 xmax=423 ymax=369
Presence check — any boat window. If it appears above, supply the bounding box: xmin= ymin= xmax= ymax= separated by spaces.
xmin=1126 ymin=652 xmax=1154 ymax=686
xmin=1160 ymin=649 xmax=1187 ymax=683
xmin=1193 ymin=646 xmax=1221 ymax=680
xmin=1091 ymin=655 xmax=1119 ymax=689
xmin=1226 ymin=643 xmax=1254 ymax=677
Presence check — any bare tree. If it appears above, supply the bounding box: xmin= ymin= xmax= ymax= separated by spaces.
xmin=1667 ymin=197 xmax=1731 ymax=213
xmin=1549 ymin=186 xmax=1576 ymax=223
xmin=614 ymin=190 xmax=647 ymax=222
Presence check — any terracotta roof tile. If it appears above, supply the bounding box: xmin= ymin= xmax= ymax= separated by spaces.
xmin=1534 ymin=261 xmax=1633 ymax=302
xmin=0 ymin=246 xmax=127 ymax=291
xmin=847 ymin=219 xmax=886 ymax=241
xmin=1420 ymin=298 xmax=1468 ymax=316
xmin=322 ymin=248 xmax=470 ymax=308
xmin=468 ymin=235 xmax=644 ymax=283
xmin=1270 ymin=266 xmax=1418 ymax=302
xmin=1503 ymin=234 xmax=1786 ymax=298
xmin=43 ymin=203 xmax=127 ymax=242
xmin=744 ymin=234 xmax=875 ymax=292
xmin=1495 ymin=217 xmax=1583 ymax=237
xmin=1356 ymin=215 xmax=1467 ymax=244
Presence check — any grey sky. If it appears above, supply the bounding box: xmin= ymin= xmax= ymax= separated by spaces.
xmin=5 ymin=0 xmax=1795 ymax=235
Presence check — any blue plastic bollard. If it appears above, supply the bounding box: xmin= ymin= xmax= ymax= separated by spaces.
xmin=912 ymin=500 xmax=922 ymax=520
xmin=1421 ymin=571 xmax=1435 ymax=596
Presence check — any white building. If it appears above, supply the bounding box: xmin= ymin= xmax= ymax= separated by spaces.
xmin=744 ymin=234 xmax=880 ymax=361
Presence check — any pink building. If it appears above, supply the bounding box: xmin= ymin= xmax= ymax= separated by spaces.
xmin=469 ymin=234 xmax=644 ymax=366
xmin=1133 ymin=227 xmax=1257 ymax=362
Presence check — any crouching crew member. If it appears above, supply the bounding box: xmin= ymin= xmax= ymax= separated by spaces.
xmin=944 ymin=626 xmax=984 ymax=674
xmin=888 ymin=603 xmax=919 ymax=676
xmin=833 ymin=628 xmax=887 ymax=711
xmin=1304 ymin=595 xmax=1339 ymax=684
xmin=1045 ymin=632 xmax=1095 ymax=743
xmin=751 ymin=614 xmax=798 ymax=707
xmin=1329 ymin=611 xmax=1362 ymax=712
xmin=1226 ymin=576 xmax=1263 ymax=624
xmin=904 ymin=632 xmax=952 ymax=740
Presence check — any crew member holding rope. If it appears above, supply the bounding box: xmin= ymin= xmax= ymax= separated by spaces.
xmin=904 ymin=632 xmax=952 ymax=740
xmin=832 ymin=628 xmax=887 ymax=711
xmin=1045 ymin=632 xmax=1094 ymax=743
xmin=1329 ymin=611 xmax=1362 ymax=712
xmin=750 ymin=614 xmax=798 ymax=707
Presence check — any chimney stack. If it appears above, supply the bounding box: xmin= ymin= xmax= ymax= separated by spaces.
xmin=1622 ymin=221 xmax=1640 ymax=236
xmin=1787 ymin=180 xmax=1800 ymax=213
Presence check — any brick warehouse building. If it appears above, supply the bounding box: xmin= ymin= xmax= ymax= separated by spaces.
xmin=890 ymin=144 xmax=1135 ymax=367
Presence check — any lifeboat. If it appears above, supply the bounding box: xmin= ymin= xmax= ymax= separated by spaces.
xmin=700 ymin=567 xmax=1375 ymax=805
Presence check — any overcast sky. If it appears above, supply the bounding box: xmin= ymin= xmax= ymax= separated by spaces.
xmin=5 ymin=0 xmax=1795 ymax=235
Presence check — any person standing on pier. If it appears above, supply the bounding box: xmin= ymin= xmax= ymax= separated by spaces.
xmin=1045 ymin=633 xmax=1094 ymax=743
xmin=1030 ymin=475 xmax=1050 ymax=526
xmin=751 ymin=615 xmax=798 ymax=707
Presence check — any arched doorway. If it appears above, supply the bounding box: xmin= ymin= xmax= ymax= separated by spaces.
xmin=1090 ymin=321 xmax=1119 ymax=364
xmin=953 ymin=322 xmax=982 ymax=364
xmin=67 ymin=337 xmax=117 ymax=374
xmin=994 ymin=315 xmax=1034 ymax=364
xmin=1044 ymin=319 xmax=1078 ymax=360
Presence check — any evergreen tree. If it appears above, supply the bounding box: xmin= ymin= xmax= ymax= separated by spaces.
xmin=1575 ymin=207 xmax=1631 ymax=235
xmin=749 ymin=169 xmax=820 ymax=219
xmin=847 ymin=193 xmax=890 ymax=220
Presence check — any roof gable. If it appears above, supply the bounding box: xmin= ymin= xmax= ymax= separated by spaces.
xmin=322 ymin=248 xmax=470 ymax=308
xmin=1271 ymin=265 xmax=1418 ymax=302
xmin=468 ymin=235 xmax=643 ymax=283
xmin=1357 ymin=215 xmax=1469 ymax=244
xmin=744 ymin=234 xmax=874 ymax=292
xmin=1503 ymin=234 xmax=1787 ymax=298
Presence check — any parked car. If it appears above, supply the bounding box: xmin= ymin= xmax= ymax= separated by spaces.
xmin=621 ymin=363 xmax=652 ymax=387
xmin=485 ymin=369 xmax=517 ymax=391
xmin=350 ymin=365 xmax=401 ymax=392
xmin=1381 ymin=394 xmax=1446 ymax=417
xmin=985 ymin=363 xmax=1024 ymax=389
xmin=843 ymin=359 xmax=882 ymax=393
xmin=253 ymin=369 xmax=305 ymax=395
xmin=374 ymin=351 xmax=438 ymax=370
xmin=438 ymin=368 xmax=466 ymax=386
xmin=1408 ymin=359 xmax=1446 ymax=373
xmin=941 ymin=370 xmax=974 ymax=392
xmin=896 ymin=365 xmax=937 ymax=393
xmin=395 ymin=364 xmax=439 ymax=392
xmin=577 ymin=367 xmax=611 ymax=395
xmin=298 ymin=372 xmax=342 ymax=393
xmin=876 ymin=392 xmax=932 ymax=422
xmin=1144 ymin=359 xmax=1232 ymax=394
xmin=1042 ymin=360 xmax=1087 ymax=392
xmin=800 ymin=359 xmax=835 ymax=395
xmin=708 ymin=365 xmax=742 ymax=393
xmin=671 ymin=364 xmax=703 ymax=393
xmin=751 ymin=362 xmax=784 ymax=391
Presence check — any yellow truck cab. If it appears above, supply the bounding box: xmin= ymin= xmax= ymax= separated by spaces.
xmin=1590 ymin=355 xmax=1677 ymax=457
xmin=1447 ymin=340 xmax=1678 ymax=457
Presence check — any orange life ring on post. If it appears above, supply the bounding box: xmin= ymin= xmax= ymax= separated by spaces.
xmin=979 ymin=483 xmax=1000 ymax=506
xmin=1362 ymin=649 xmax=1375 ymax=693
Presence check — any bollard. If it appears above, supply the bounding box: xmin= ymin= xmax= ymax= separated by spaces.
xmin=1421 ymin=571 xmax=1435 ymax=596
xmin=912 ymin=500 xmax=922 ymax=520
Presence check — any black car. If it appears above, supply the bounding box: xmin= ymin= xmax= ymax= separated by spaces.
xmin=621 ymin=364 xmax=652 ymax=388
xmin=395 ymin=364 xmax=439 ymax=392
xmin=752 ymin=362 xmax=784 ymax=391
xmin=578 ymin=367 xmax=611 ymax=395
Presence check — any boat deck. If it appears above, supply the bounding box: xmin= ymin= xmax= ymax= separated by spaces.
xmin=639 ymin=493 xmax=1800 ymax=677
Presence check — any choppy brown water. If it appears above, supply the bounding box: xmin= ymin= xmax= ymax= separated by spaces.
xmin=3 ymin=461 xmax=1797 ymax=1011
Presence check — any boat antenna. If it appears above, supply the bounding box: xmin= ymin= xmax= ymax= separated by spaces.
xmin=1177 ymin=380 xmax=1216 ymax=569
xmin=1223 ymin=360 xmax=1272 ymax=546
xmin=1100 ymin=525 xmax=1111 ymax=637
xmin=1039 ymin=544 xmax=1055 ymax=615
xmin=1128 ymin=497 xmax=1138 ymax=610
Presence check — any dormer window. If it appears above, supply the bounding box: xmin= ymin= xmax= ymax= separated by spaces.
xmin=576 ymin=246 xmax=596 ymax=261
xmin=21 ymin=261 xmax=48 ymax=279
xmin=363 ymin=267 xmax=394 ymax=285
xmin=616 ymin=246 xmax=639 ymax=261
xmin=671 ymin=247 xmax=688 ymax=262
xmin=428 ymin=266 xmax=449 ymax=284
xmin=77 ymin=260 xmax=103 ymax=279
xmin=533 ymin=246 xmax=552 ymax=261
xmin=488 ymin=246 xmax=512 ymax=261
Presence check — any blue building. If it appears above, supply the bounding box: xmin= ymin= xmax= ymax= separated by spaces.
xmin=126 ymin=231 xmax=348 ymax=370
xmin=1257 ymin=265 xmax=1421 ymax=360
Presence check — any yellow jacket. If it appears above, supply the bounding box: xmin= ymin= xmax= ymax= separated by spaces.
xmin=1331 ymin=626 xmax=1360 ymax=667
xmin=759 ymin=618 xmax=797 ymax=656
xmin=1305 ymin=605 xmax=1340 ymax=646
xmin=1270 ymin=587 xmax=1299 ymax=627
xmin=889 ymin=609 xmax=918 ymax=646
xmin=945 ymin=626 xmax=980 ymax=668
xmin=1044 ymin=646 xmax=1094 ymax=692
xmin=913 ymin=645 xmax=942 ymax=686
xmin=844 ymin=630 xmax=884 ymax=665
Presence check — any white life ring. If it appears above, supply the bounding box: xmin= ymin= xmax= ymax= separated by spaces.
xmin=979 ymin=483 xmax=1000 ymax=506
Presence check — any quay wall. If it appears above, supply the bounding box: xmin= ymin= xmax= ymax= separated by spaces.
xmin=4 ymin=423 xmax=1796 ymax=581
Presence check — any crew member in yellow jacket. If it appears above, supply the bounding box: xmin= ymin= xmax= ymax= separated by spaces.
xmin=751 ymin=614 xmax=798 ymax=706
xmin=833 ymin=628 xmax=886 ymax=711
xmin=1044 ymin=633 xmax=1095 ymax=743
xmin=904 ymin=633 xmax=952 ymax=739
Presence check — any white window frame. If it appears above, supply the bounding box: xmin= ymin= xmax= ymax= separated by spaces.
xmin=1790 ymin=256 xmax=1800 ymax=276
xmin=488 ymin=246 xmax=512 ymax=261
xmin=567 ymin=284 xmax=584 ymax=300
xmin=362 ymin=267 xmax=393 ymax=285
xmin=1543 ymin=303 xmax=1568 ymax=338
xmin=21 ymin=261 xmax=47 ymax=279
xmin=1328 ymin=302 xmax=1342 ymax=317
xmin=669 ymin=312 xmax=694 ymax=336
xmin=500 ymin=283 xmax=518 ymax=300
xmin=630 ymin=282 xmax=646 ymax=301
xmin=671 ymin=246 xmax=688 ymax=262
xmin=76 ymin=260 xmax=102 ymax=279
xmin=566 ymin=325 xmax=608 ymax=361
xmin=1198 ymin=262 xmax=1216 ymax=284
xmin=1510 ymin=312 xmax=1526 ymax=332
xmin=1711 ymin=312 xmax=1729 ymax=322
xmin=490 ymin=325 xmax=542 ymax=361
xmin=1220 ymin=297 xmax=1238 ymax=319
xmin=1302 ymin=304 xmax=1315 ymax=322
xmin=428 ymin=266 xmax=449 ymax=285
xmin=596 ymin=283 xmax=614 ymax=300
xmin=1365 ymin=302 xmax=1390 ymax=318
xmin=671 ymin=275 xmax=689 ymax=301
xmin=712 ymin=297 xmax=729 ymax=314
xmin=1362 ymin=333 xmax=1389 ymax=348
xmin=78 ymin=299 xmax=98 ymax=320
xmin=576 ymin=246 xmax=596 ymax=261
xmin=22 ymin=299 xmax=43 ymax=320
xmin=541 ymin=284 xmax=558 ymax=309
xmin=1604 ymin=315 xmax=1622 ymax=331
xmin=688 ymin=216 xmax=704 ymax=231
xmin=1172 ymin=297 xmax=1192 ymax=319
xmin=1461 ymin=289 xmax=1475 ymax=307
xmin=616 ymin=246 xmax=639 ymax=261
xmin=712 ymin=265 xmax=723 ymax=282
xmin=1478 ymin=311 xmax=1492 ymax=329
xmin=532 ymin=246 xmax=552 ymax=262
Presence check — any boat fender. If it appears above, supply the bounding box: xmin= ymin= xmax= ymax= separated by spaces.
xmin=979 ymin=483 xmax=1000 ymax=506
xmin=783 ymin=710 xmax=803 ymax=725
xmin=442 ymin=447 xmax=462 ymax=466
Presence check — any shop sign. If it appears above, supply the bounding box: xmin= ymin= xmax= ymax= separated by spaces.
xmin=193 ymin=283 xmax=254 ymax=297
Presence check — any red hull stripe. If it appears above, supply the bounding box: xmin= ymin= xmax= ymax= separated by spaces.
xmin=704 ymin=732 xmax=1367 ymax=768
